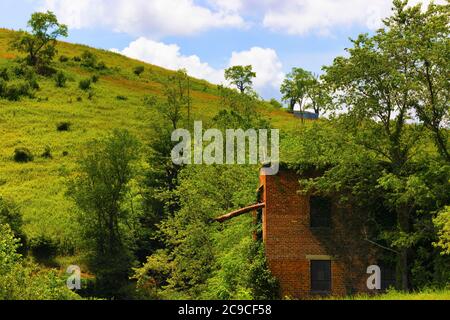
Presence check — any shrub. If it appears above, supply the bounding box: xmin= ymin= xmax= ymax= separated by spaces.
xmin=62 ymin=151 xmax=69 ymax=157
xmin=0 ymin=68 xmax=9 ymax=81
xmin=79 ymin=79 xmax=91 ymax=91
xmin=73 ymin=56 xmax=81 ymax=62
xmin=57 ymin=122 xmax=71 ymax=131
xmin=116 ymin=95 xmax=128 ymax=101
xmin=24 ymin=69 xmax=40 ymax=90
xmin=0 ymin=197 xmax=25 ymax=246
xmin=269 ymin=98 xmax=283 ymax=109
xmin=0 ymin=79 xmax=6 ymax=97
xmin=55 ymin=71 xmax=67 ymax=88
xmin=59 ymin=55 xmax=69 ymax=62
xmin=91 ymin=74 xmax=100 ymax=83
xmin=4 ymin=82 xmax=33 ymax=101
xmin=27 ymin=77 xmax=39 ymax=90
xmin=0 ymin=225 xmax=80 ymax=300
xmin=29 ymin=235 xmax=58 ymax=261
xmin=88 ymin=90 xmax=95 ymax=100
xmin=97 ymin=61 xmax=107 ymax=70
xmin=13 ymin=148 xmax=34 ymax=163
xmin=134 ymin=66 xmax=145 ymax=76
xmin=41 ymin=146 xmax=53 ymax=159
xmin=76 ymin=96 xmax=83 ymax=102
xmin=144 ymin=95 xmax=157 ymax=107
xmin=81 ymin=51 xmax=98 ymax=69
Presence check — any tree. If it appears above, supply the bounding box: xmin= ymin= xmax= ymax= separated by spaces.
xmin=159 ymin=69 xmax=191 ymax=130
xmin=307 ymin=75 xmax=332 ymax=116
xmin=10 ymin=11 xmax=68 ymax=70
xmin=434 ymin=206 xmax=450 ymax=255
xmin=0 ymin=224 xmax=79 ymax=300
xmin=322 ymin=0 xmax=449 ymax=290
xmin=280 ymin=67 xmax=314 ymax=115
xmin=134 ymin=165 xmax=277 ymax=299
xmin=397 ymin=2 xmax=450 ymax=162
xmin=68 ymin=129 xmax=141 ymax=297
xmin=224 ymin=65 xmax=256 ymax=94
xmin=138 ymin=70 xmax=192 ymax=259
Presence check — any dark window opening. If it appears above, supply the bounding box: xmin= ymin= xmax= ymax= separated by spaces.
xmin=380 ymin=264 xmax=396 ymax=291
xmin=311 ymin=260 xmax=331 ymax=294
xmin=310 ymin=196 xmax=332 ymax=228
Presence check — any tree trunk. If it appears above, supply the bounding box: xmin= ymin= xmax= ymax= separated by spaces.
xmin=433 ymin=128 xmax=450 ymax=162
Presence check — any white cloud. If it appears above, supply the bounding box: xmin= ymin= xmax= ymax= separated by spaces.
xmin=113 ymin=37 xmax=224 ymax=83
xmin=42 ymin=0 xmax=445 ymax=38
xmin=113 ymin=38 xmax=285 ymax=97
xmin=228 ymin=47 xmax=284 ymax=90
xmin=261 ymin=0 xmax=446 ymax=36
xmin=42 ymin=0 xmax=245 ymax=38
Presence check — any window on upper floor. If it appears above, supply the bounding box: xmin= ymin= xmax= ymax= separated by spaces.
xmin=310 ymin=196 xmax=332 ymax=228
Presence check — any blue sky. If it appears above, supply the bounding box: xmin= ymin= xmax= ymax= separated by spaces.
xmin=0 ymin=0 xmax=435 ymax=99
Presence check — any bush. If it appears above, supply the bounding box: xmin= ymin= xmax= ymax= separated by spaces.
xmin=55 ymin=71 xmax=67 ymax=88
xmin=41 ymin=146 xmax=53 ymax=159
xmin=91 ymin=74 xmax=100 ymax=83
xmin=76 ymin=96 xmax=83 ymax=102
xmin=0 ymin=68 xmax=9 ymax=81
xmin=144 ymin=95 xmax=157 ymax=107
xmin=0 ymin=197 xmax=25 ymax=246
xmin=269 ymin=98 xmax=283 ymax=109
xmin=116 ymin=95 xmax=128 ymax=101
xmin=73 ymin=56 xmax=81 ymax=62
xmin=0 ymin=79 xmax=6 ymax=97
xmin=79 ymin=79 xmax=91 ymax=91
xmin=57 ymin=122 xmax=71 ymax=131
xmin=134 ymin=66 xmax=145 ymax=76
xmin=23 ymin=68 xmax=39 ymax=90
xmin=2 ymin=82 xmax=33 ymax=101
xmin=0 ymin=225 xmax=80 ymax=300
xmin=81 ymin=51 xmax=98 ymax=69
xmin=27 ymin=77 xmax=39 ymax=90
xmin=97 ymin=61 xmax=107 ymax=70
xmin=29 ymin=235 xmax=58 ymax=261
xmin=13 ymin=148 xmax=34 ymax=163
xmin=59 ymin=55 xmax=69 ymax=62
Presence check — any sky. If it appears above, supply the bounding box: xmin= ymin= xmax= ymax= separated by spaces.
xmin=0 ymin=0 xmax=440 ymax=99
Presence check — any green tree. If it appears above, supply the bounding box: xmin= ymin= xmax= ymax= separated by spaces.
xmin=0 ymin=224 xmax=79 ymax=300
xmin=10 ymin=11 xmax=68 ymax=70
xmin=434 ymin=206 xmax=450 ymax=255
xmin=68 ymin=129 xmax=141 ymax=297
xmin=321 ymin=0 xmax=449 ymax=291
xmin=134 ymin=165 xmax=277 ymax=299
xmin=224 ymin=65 xmax=256 ymax=94
xmin=159 ymin=69 xmax=191 ymax=130
xmin=396 ymin=2 xmax=450 ymax=161
xmin=307 ymin=75 xmax=332 ymax=116
xmin=280 ymin=67 xmax=314 ymax=115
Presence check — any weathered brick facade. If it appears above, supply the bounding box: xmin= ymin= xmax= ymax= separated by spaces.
xmin=259 ymin=166 xmax=378 ymax=299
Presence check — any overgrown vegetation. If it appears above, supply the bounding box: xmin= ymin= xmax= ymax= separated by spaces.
xmin=0 ymin=1 xmax=448 ymax=301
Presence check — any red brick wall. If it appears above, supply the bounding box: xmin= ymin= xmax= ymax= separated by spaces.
xmin=260 ymin=167 xmax=375 ymax=299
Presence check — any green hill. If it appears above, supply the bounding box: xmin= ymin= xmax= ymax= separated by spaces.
xmin=0 ymin=28 xmax=298 ymax=255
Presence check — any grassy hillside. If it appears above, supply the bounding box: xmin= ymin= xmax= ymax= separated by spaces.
xmin=0 ymin=28 xmax=298 ymax=256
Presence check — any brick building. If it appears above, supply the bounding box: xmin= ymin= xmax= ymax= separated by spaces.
xmin=216 ymin=165 xmax=391 ymax=299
